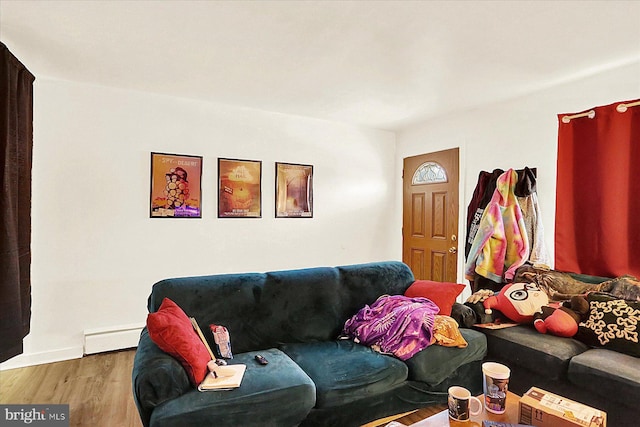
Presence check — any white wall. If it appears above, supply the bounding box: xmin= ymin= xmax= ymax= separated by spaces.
xmin=396 ymin=61 xmax=640 ymax=294
xmin=5 ymin=60 xmax=638 ymax=371
xmin=1 ymin=79 xmax=398 ymax=369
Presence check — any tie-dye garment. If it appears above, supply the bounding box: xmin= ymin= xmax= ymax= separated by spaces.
xmin=465 ymin=168 xmax=530 ymax=283
xmin=343 ymin=295 xmax=439 ymax=360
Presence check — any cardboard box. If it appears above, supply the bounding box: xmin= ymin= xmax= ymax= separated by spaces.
xmin=518 ymin=387 xmax=606 ymax=427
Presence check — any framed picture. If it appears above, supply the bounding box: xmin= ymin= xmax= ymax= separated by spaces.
xmin=275 ymin=162 xmax=313 ymax=218
xmin=218 ymin=158 xmax=262 ymax=218
xmin=150 ymin=152 xmax=203 ymax=218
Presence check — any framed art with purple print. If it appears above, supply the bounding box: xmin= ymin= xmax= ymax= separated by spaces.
xmin=150 ymin=152 xmax=202 ymax=218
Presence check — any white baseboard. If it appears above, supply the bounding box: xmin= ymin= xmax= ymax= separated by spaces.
xmin=83 ymin=323 xmax=144 ymax=355
xmin=0 ymin=346 xmax=83 ymax=371
xmin=0 ymin=323 xmax=144 ymax=371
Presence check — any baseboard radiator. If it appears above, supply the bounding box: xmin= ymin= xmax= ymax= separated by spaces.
xmin=83 ymin=323 xmax=144 ymax=355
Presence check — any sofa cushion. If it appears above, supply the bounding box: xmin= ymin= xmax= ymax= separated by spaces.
xmin=251 ymin=268 xmax=344 ymax=346
xmin=148 ymin=272 xmax=268 ymax=354
xmin=338 ymin=261 xmax=416 ymax=318
xmin=146 ymin=298 xmax=211 ymax=385
xmin=480 ymin=325 xmax=589 ymax=380
xmin=149 ymin=349 xmax=316 ymax=427
xmin=404 ymin=280 xmax=465 ymax=316
xmin=405 ymin=328 xmax=487 ymax=385
xmin=280 ymin=340 xmax=408 ymax=408
xmin=568 ymin=348 xmax=640 ymax=408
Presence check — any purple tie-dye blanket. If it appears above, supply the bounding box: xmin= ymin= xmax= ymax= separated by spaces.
xmin=343 ymin=295 xmax=439 ymax=360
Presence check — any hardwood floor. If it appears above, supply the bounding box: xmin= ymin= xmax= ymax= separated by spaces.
xmin=0 ymin=349 xmax=142 ymax=427
xmin=0 ymin=349 xmax=446 ymax=427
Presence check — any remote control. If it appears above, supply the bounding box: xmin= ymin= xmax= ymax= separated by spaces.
xmin=254 ymin=354 xmax=268 ymax=365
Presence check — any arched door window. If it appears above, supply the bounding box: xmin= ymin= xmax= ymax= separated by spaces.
xmin=411 ymin=161 xmax=447 ymax=185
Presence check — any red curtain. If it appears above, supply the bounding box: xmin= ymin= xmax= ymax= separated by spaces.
xmin=555 ymin=99 xmax=640 ymax=279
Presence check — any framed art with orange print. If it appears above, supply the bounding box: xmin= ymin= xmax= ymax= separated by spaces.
xmin=150 ymin=152 xmax=202 ymax=218
xmin=218 ymin=158 xmax=262 ymax=218
xmin=275 ymin=162 xmax=313 ymax=218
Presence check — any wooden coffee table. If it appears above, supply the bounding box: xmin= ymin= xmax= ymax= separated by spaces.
xmin=406 ymin=391 xmax=521 ymax=426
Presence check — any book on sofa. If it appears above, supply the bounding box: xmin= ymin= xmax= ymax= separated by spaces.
xmin=198 ymin=364 xmax=246 ymax=391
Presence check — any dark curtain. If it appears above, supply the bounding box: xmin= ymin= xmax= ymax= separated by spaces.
xmin=0 ymin=42 xmax=34 ymax=363
xmin=555 ymin=99 xmax=640 ymax=279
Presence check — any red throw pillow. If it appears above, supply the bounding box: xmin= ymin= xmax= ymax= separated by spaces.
xmin=404 ymin=280 xmax=465 ymax=316
xmin=147 ymin=298 xmax=211 ymax=385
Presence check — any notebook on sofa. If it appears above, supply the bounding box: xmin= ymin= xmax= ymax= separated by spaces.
xmin=198 ymin=364 xmax=246 ymax=391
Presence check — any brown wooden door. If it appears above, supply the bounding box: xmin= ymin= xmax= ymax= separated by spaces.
xmin=403 ymin=148 xmax=459 ymax=281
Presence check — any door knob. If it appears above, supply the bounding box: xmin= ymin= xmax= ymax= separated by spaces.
xmin=449 ymin=247 xmax=457 ymax=254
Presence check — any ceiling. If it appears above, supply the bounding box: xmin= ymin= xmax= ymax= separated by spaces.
xmin=1 ymin=0 xmax=639 ymax=131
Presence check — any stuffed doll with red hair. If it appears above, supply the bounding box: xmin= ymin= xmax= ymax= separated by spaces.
xmin=533 ymin=296 xmax=589 ymax=338
xmin=483 ymin=282 xmax=549 ymax=323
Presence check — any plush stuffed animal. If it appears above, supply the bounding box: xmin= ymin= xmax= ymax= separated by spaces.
xmin=464 ymin=289 xmax=497 ymax=324
xmin=483 ymin=282 xmax=549 ymax=323
xmin=533 ymin=296 xmax=589 ymax=338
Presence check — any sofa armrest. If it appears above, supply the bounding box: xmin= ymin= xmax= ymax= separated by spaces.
xmin=131 ymin=328 xmax=191 ymax=427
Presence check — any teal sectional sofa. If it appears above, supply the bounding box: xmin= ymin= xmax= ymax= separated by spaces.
xmin=472 ymin=272 xmax=638 ymax=427
xmin=480 ymin=324 xmax=637 ymax=426
xmin=131 ymin=261 xmax=488 ymax=427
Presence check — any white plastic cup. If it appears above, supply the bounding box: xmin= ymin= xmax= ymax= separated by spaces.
xmin=482 ymin=362 xmax=511 ymax=414
xmin=448 ymin=386 xmax=482 ymax=422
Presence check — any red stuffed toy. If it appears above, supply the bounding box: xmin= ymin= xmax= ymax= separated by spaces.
xmin=483 ymin=282 xmax=549 ymax=323
xmin=533 ymin=296 xmax=589 ymax=338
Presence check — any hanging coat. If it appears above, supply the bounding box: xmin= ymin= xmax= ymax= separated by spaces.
xmin=465 ymin=169 xmax=504 ymax=259
xmin=514 ymin=167 xmax=551 ymax=268
xmin=465 ymin=169 xmax=530 ymax=283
